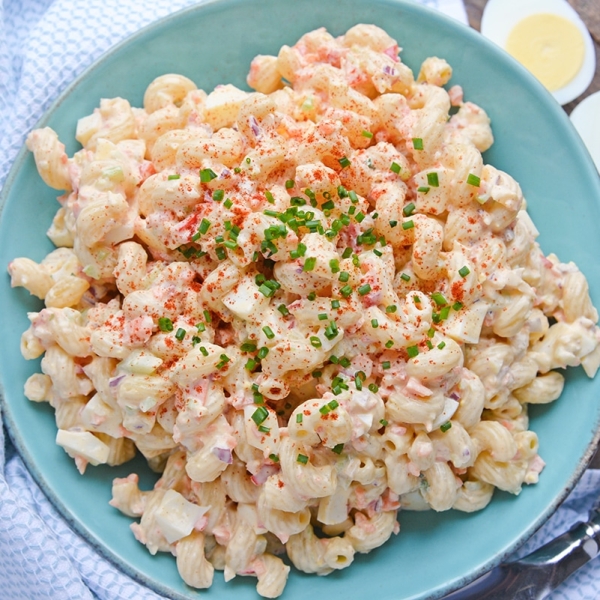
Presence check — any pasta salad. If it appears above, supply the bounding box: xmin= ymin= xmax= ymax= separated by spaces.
xmin=9 ymin=24 xmax=600 ymax=598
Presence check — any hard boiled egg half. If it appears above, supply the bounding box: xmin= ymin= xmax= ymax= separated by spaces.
xmin=481 ymin=0 xmax=595 ymax=105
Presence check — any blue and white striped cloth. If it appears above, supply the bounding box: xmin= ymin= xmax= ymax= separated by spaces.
xmin=1 ymin=1 xmax=599 ymax=598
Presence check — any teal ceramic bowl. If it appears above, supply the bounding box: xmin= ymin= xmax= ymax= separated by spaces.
xmin=2 ymin=1 xmax=600 ymax=598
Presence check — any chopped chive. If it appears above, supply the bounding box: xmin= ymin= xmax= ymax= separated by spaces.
xmin=412 ymin=138 xmax=424 ymax=150
xmin=318 ymin=313 xmax=328 ymax=321
xmin=328 ymin=400 xmax=339 ymax=410
xmin=389 ymin=220 xmax=398 ymax=228
xmin=342 ymin=248 xmax=353 ymax=260
xmin=277 ymin=304 xmax=290 ymax=316
xmin=258 ymin=425 xmax=270 ymax=433
xmin=373 ymin=248 xmax=383 ymax=257
xmin=467 ymin=173 xmax=481 ymax=187
xmin=349 ymin=190 xmax=358 ymax=203
xmin=257 ymin=347 xmax=269 ymax=359
xmin=263 ymin=326 xmax=275 ymax=339
xmin=358 ymin=283 xmax=372 ymax=296
xmin=453 ymin=301 xmax=463 ymax=311
xmin=297 ymin=453 xmax=309 ymax=464
xmin=197 ymin=218 xmax=211 ymax=235
xmin=258 ymin=283 xmax=275 ymax=298
xmin=338 ymin=156 xmax=351 ymax=169
xmin=202 ymin=310 xmax=212 ymax=323
xmin=390 ymin=161 xmax=402 ymax=174
xmin=382 ymin=361 xmax=391 ymax=370
xmin=241 ymin=342 xmax=257 ymax=353
xmin=339 ymin=271 xmax=350 ymax=283
xmin=175 ymin=328 xmax=186 ymax=341
xmin=290 ymin=242 xmax=307 ymax=259
xmin=400 ymin=273 xmax=411 ymax=282
xmin=319 ymin=404 xmax=331 ymax=415
xmin=427 ymin=172 xmax=440 ymax=187
xmin=427 ymin=327 xmax=435 ymax=338
xmin=291 ymin=196 xmax=306 ymax=206
xmin=385 ymin=340 xmax=394 ymax=348
xmin=216 ymin=354 xmax=230 ymax=369
xmin=386 ymin=304 xmax=397 ymax=313
xmin=339 ymin=357 xmax=351 ymax=368
xmin=355 ymin=211 xmax=366 ymax=223
xmin=459 ymin=266 xmax=471 ymax=277
xmin=329 ymin=258 xmax=340 ymax=273
xmin=340 ymin=284 xmax=353 ymax=297
xmin=371 ymin=319 xmax=379 ymax=328
xmin=439 ymin=306 xmax=451 ymax=320
xmin=414 ymin=295 xmax=421 ymax=303
xmin=324 ymin=322 xmax=339 ymax=340
xmin=312 ymin=370 xmax=322 ymax=378
xmin=417 ymin=186 xmax=430 ymax=194
xmin=380 ymin=419 xmax=389 ymax=427
xmin=322 ymin=199 xmax=335 ymax=211
xmin=432 ymin=292 xmax=447 ymax=306
xmin=158 ymin=317 xmax=174 ymax=332
xmin=368 ymin=383 xmax=379 ymax=393
xmin=303 ymin=257 xmax=317 ymax=272
xmin=332 ymin=443 xmax=344 ymax=454
xmin=251 ymin=406 xmax=269 ymax=425
xmin=354 ymin=374 xmax=363 ymax=390
xmin=192 ymin=336 xmax=201 ymax=345
xmin=200 ymin=168 xmax=217 ymax=183
xmin=362 ymin=130 xmax=373 ymax=139
xmin=310 ymin=336 xmax=322 ymax=348
xmin=269 ymin=453 xmax=280 ymax=462
xmin=437 ymin=341 xmax=446 ymax=350
xmin=331 ymin=299 xmax=340 ymax=309
xmin=407 ymin=345 xmax=419 ymax=358
xmin=168 ymin=174 xmax=180 ymax=180
xmin=215 ymin=246 xmax=226 ymax=260
xmin=402 ymin=220 xmax=414 ymax=230
xmin=223 ymin=198 xmax=233 ymax=209
xmin=296 ymin=413 xmax=303 ymax=423
xmin=307 ymin=291 xmax=316 ymax=301
xmin=212 ymin=189 xmax=224 ymax=201
xmin=285 ymin=179 xmax=295 ymax=189
xmin=440 ymin=421 xmax=452 ymax=433
xmin=199 ymin=346 xmax=209 ymax=357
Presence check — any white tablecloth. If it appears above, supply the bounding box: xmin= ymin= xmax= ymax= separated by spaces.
xmin=1 ymin=1 xmax=599 ymax=598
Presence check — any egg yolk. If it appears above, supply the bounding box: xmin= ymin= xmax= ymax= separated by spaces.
xmin=505 ymin=13 xmax=585 ymax=91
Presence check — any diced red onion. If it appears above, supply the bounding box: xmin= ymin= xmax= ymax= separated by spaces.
xmin=212 ymin=447 xmax=233 ymax=464
xmin=109 ymin=374 xmax=126 ymax=388
xmin=251 ymin=464 xmax=279 ymax=486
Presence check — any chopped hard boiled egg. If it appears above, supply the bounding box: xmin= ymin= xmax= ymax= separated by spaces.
xmin=481 ymin=0 xmax=595 ymax=105
xmin=56 ymin=429 xmax=110 ymax=465
xmin=155 ymin=489 xmax=209 ymax=544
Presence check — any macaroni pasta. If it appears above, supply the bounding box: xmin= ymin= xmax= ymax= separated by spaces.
xmin=9 ymin=24 xmax=600 ymax=598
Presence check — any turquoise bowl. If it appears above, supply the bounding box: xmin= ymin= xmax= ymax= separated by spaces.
xmin=2 ymin=0 xmax=600 ymax=598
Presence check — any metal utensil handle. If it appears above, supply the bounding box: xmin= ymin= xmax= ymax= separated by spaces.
xmin=443 ymin=510 xmax=600 ymax=600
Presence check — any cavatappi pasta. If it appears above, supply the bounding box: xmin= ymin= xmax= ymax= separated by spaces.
xmin=10 ymin=24 xmax=600 ymax=598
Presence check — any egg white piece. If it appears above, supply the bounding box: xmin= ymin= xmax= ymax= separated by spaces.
xmin=570 ymin=91 xmax=600 ymax=172
xmin=481 ymin=0 xmax=595 ymax=105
